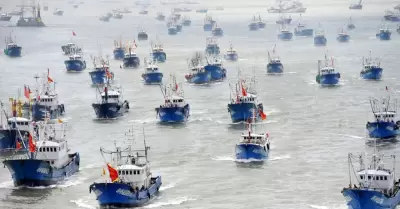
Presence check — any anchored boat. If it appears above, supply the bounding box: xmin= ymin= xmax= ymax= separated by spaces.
xmin=267 ymin=45 xmax=284 ymax=74
xmin=4 ymin=35 xmax=22 ymax=57
xmin=53 ymin=8 xmax=63 ymax=16
xmin=278 ymin=24 xmax=293 ymax=40
xmin=156 ymin=12 xmax=166 ymax=21
xmin=181 ymin=16 xmax=191 ymax=26
xmin=138 ymin=29 xmax=148 ymax=41
xmin=315 ymin=54 xmax=340 ymax=86
xmin=92 ymin=80 xmax=129 ymax=119
xmin=257 ymin=15 xmax=266 ymax=28
xmin=205 ymin=37 xmax=220 ymax=55
xmin=16 ymin=2 xmax=46 ymax=27
xmin=360 ymin=51 xmax=383 ymax=80
xmin=0 ymin=13 xmax=12 ymax=21
xmin=3 ymin=120 xmax=80 ymax=187
xmin=294 ymin=15 xmax=313 ymax=36
xmin=155 ymin=75 xmax=190 ymax=123
xmin=203 ymin=15 xmax=215 ymax=31
xmin=249 ymin=16 xmax=259 ymax=31
xmin=167 ymin=22 xmax=178 ymax=35
xmin=89 ymin=129 xmax=162 ymax=207
xmin=366 ymin=96 xmax=400 ymax=139
xmin=224 ymin=43 xmax=238 ymax=61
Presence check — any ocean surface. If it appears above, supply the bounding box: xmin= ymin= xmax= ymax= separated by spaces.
xmin=1 ymin=0 xmax=400 ymax=208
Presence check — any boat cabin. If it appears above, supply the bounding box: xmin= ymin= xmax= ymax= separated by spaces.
xmin=270 ymin=57 xmax=281 ymax=64
xmin=240 ymin=133 xmax=267 ymax=145
xmin=163 ymin=95 xmax=185 ymax=107
xmin=281 ymin=29 xmax=291 ymax=33
xmin=69 ymin=54 xmax=82 ymax=60
xmin=320 ymin=67 xmax=336 ymax=75
xmin=124 ymin=51 xmax=137 ymax=57
xmin=237 ymin=94 xmax=257 ymax=104
xmin=117 ymin=163 xmax=151 ymax=188
xmin=373 ymin=111 xmax=397 ymax=122
xmin=364 ymin=62 xmax=380 ymax=69
xmin=145 ymin=65 xmax=159 ymax=72
xmin=7 ymin=43 xmax=19 ymax=48
xmin=6 ymin=117 xmax=31 ymax=131
xmin=357 ymin=169 xmax=395 ymax=191
xmin=190 ymin=66 xmax=205 ymax=73
xmin=33 ymin=94 xmax=59 ymax=107
xmin=152 ymin=45 xmax=164 ymax=52
xmin=101 ymin=90 xmax=121 ymax=102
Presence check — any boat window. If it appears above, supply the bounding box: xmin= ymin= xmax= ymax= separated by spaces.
xmin=384 ymin=176 xmax=388 ymax=180
xmin=134 ymin=170 xmax=137 ymax=175
xmin=59 ymin=147 xmax=61 ymax=151
xmin=360 ymin=175 xmax=364 ymax=180
xmin=118 ymin=170 xmax=121 ymax=175
xmin=51 ymin=161 xmax=54 ymax=165
xmin=47 ymin=147 xmax=50 ymax=152
xmin=122 ymin=170 xmax=125 ymax=175
xmin=130 ymin=170 xmax=132 ymax=175
xmin=368 ymin=176 xmax=371 ymax=180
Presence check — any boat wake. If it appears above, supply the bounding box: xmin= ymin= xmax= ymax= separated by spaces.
xmin=211 ymin=156 xmax=235 ymax=161
xmin=159 ymin=182 xmax=176 ymax=191
xmin=338 ymin=134 xmax=363 ymax=139
xmin=70 ymin=198 xmax=96 ymax=209
xmin=211 ymin=155 xmax=291 ymax=162
xmin=269 ymin=155 xmax=291 ymax=161
xmin=143 ymin=196 xmax=196 ymax=208
xmin=308 ymin=204 xmax=347 ymax=209
xmin=0 ymin=175 xmax=87 ymax=189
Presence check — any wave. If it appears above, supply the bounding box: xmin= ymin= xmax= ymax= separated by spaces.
xmin=270 ymin=155 xmax=291 ymax=161
xmin=70 ymin=198 xmax=96 ymax=209
xmin=0 ymin=176 xmax=86 ymax=189
xmin=211 ymin=156 xmax=236 ymax=161
xmin=159 ymin=182 xmax=176 ymax=191
xmin=129 ymin=119 xmax=158 ymax=124
xmin=144 ymin=196 xmax=196 ymax=208
xmin=338 ymin=134 xmax=364 ymax=139
xmin=309 ymin=204 xmax=347 ymax=209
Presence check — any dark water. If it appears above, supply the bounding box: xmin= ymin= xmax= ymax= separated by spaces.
xmin=1 ymin=0 xmax=400 ymax=208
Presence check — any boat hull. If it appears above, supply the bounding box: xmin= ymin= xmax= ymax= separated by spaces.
xmin=376 ymin=32 xmax=391 ymax=40
xmin=278 ymin=32 xmax=293 ymax=40
xmin=92 ymin=102 xmax=129 ymax=119
xmin=224 ymin=53 xmax=238 ymax=61
xmin=212 ymin=30 xmax=223 ymax=37
xmin=294 ymin=28 xmax=314 ymax=37
xmin=168 ymin=28 xmax=177 ymax=35
xmin=89 ymin=70 xmax=108 ymax=85
xmin=360 ymin=67 xmax=383 ymax=80
xmin=267 ymin=62 xmax=284 ymax=73
xmin=203 ymin=24 xmax=213 ymax=31
xmin=4 ymin=47 xmax=22 ymax=57
xmin=342 ymin=188 xmax=400 ymax=209
xmin=64 ymin=60 xmax=86 ymax=72
xmin=249 ymin=23 xmax=259 ymax=31
xmin=89 ymin=177 xmax=162 ymax=208
xmin=142 ymin=72 xmax=163 ymax=84
xmin=3 ymin=153 xmax=80 ymax=187
xmin=0 ymin=129 xmax=29 ymax=151
xmin=205 ymin=46 xmax=220 ymax=55
xmin=138 ymin=34 xmax=148 ymax=41
xmin=185 ymin=72 xmax=211 ymax=84
xmin=152 ymin=52 xmax=166 ymax=62
xmin=31 ymin=103 xmax=65 ymax=121
xmin=0 ymin=16 xmax=12 ymax=21
xmin=316 ymin=73 xmax=340 ymax=85
xmin=314 ymin=36 xmax=327 ymax=46
xmin=366 ymin=121 xmax=400 ymax=138
xmin=235 ymin=143 xmax=269 ymax=160
xmin=113 ymin=48 xmax=125 ymax=60
xmin=227 ymin=103 xmax=263 ymax=123
xmin=337 ymin=34 xmax=350 ymax=42
xmin=204 ymin=64 xmax=226 ymax=81
xmin=123 ymin=57 xmax=140 ymax=68
xmin=155 ymin=104 xmax=190 ymax=123
xmin=182 ymin=20 xmax=191 ymax=26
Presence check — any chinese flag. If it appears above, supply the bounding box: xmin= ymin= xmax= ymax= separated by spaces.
xmin=24 ymin=85 xmax=30 ymax=99
xmin=259 ymin=109 xmax=267 ymax=120
xmin=107 ymin=163 xmax=119 ymax=183
xmin=48 ymin=76 xmax=53 ymax=83
xmin=72 ymin=31 xmax=76 ymax=36
xmin=241 ymin=86 xmax=247 ymax=96
xmin=16 ymin=140 xmax=22 ymax=150
xmin=28 ymin=133 xmax=36 ymax=152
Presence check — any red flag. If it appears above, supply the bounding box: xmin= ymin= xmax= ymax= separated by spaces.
xmin=105 ymin=68 xmax=112 ymax=78
xmin=259 ymin=109 xmax=267 ymax=120
xmin=24 ymin=85 xmax=30 ymax=99
xmin=175 ymin=83 xmax=178 ymax=91
xmin=241 ymin=86 xmax=247 ymax=96
xmin=47 ymin=68 xmax=54 ymax=83
xmin=106 ymin=163 xmax=119 ymax=183
xmin=72 ymin=31 xmax=76 ymax=36
xmin=28 ymin=133 xmax=36 ymax=152
xmin=16 ymin=140 xmax=21 ymax=150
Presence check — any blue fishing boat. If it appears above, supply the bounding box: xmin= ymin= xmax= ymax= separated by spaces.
xmin=267 ymin=45 xmax=284 ymax=74
xmin=181 ymin=16 xmax=191 ymax=26
xmin=196 ymin=8 xmax=208 ymax=13
xmin=203 ymin=16 xmax=215 ymax=31
xmin=276 ymin=15 xmax=292 ymax=25
xmin=0 ymin=100 xmax=30 ymax=152
xmin=337 ymin=28 xmax=350 ymax=43
xmin=185 ymin=66 xmax=211 ymax=84
xmin=156 ymin=12 xmax=165 ymax=21
xmin=89 ymin=131 xmax=162 ymax=208
xmin=366 ymin=96 xmax=400 ymax=139
xmin=205 ymin=37 xmax=220 ymax=55
xmin=384 ymin=10 xmax=400 ymax=22
xmin=212 ymin=23 xmax=224 ymax=37
xmin=4 ymin=35 xmax=22 ymax=57
xmin=235 ymin=113 xmax=269 ymax=162
xmin=137 ymin=29 xmax=148 ymax=41
xmin=204 ymin=55 xmax=227 ymax=81
xmin=31 ymin=71 xmax=66 ymax=122
xmin=113 ymin=39 xmax=125 ymax=60
xmin=64 ymin=50 xmax=86 ymax=72
xmin=342 ymin=145 xmax=400 ymax=209
xmin=89 ymin=56 xmax=114 ymax=86
xmin=294 ymin=23 xmax=314 ymax=37
xmin=227 ymin=71 xmax=264 ymax=123
xmin=151 ymin=44 xmax=167 ymax=62
xmin=347 ymin=17 xmax=355 ymax=30
xmin=249 ymin=16 xmax=259 ymax=31
xmin=92 ymin=80 xmax=129 ymax=119
xmin=61 ymin=43 xmax=82 ymax=55
xmin=142 ymin=59 xmax=163 ymax=84
xmin=278 ymin=24 xmax=293 ymax=41
xmin=360 ymin=51 xmax=383 ymax=80
xmin=376 ymin=27 xmax=391 ymax=40
xmin=314 ymin=26 xmax=327 ymax=46
xmin=155 ymin=75 xmax=190 ymax=123
xmin=167 ymin=23 xmax=178 ymax=35
xmin=257 ymin=15 xmax=266 ymax=28
xmin=123 ymin=47 xmax=140 ymax=68
xmin=3 ymin=121 xmax=80 ymax=187
xmin=315 ymin=55 xmax=340 ymax=86
xmin=224 ymin=43 xmax=238 ymax=61
xmin=349 ymin=0 xmax=362 ymax=9
xmin=175 ymin=23 xmax=183 ymax=32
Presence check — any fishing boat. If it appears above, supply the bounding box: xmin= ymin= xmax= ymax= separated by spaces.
xmin=224 ymin=43 xmax=239 ymax=61
xmin=4 ymin=35 xmax=22 ymax=57
xmin=347 ymin=17 xmax=355 ymax=30
xmin=119 ymin=8 xmax=132 ymax=13
xmin=113 ymin=12 xmax=123 ymax=19
xmin=61 ymin=43 xmax=82 ymax=55
xmin=3 ymin=120 xmax=80 ymax=187
xmin=349 ymin=0 xmax=362 ymax=9
xmin=0 ymin=99 xmax=30 ymax=151
xmin=268 ymin=0 xmax=307 ymax=13
xmin=139 ymin=10 xmax=148 ymax=15
xmin=205 ymin=37 xmax=220 ymax=55
xmin=123 ymin=47 xmax=140 ymax=68
xmin=212 ymin=23 xmax=224 ymax=37
xmin=315 ymin=55 xmax=340 ymax=86
xmin=294 ymin=23 xmax=313 ymax=37
xmin=142 ymin=59 xmax=163 ymax=84
xmin=360 ymin=52 xmax=383 ymax=80
xmin=113 ymin=39 xmax=125 ymax=60
xmin=89 ymin=128 xmax=162 ymax=207
xmin=376 ymin=27 xmax=391 ymax=40
xmin=227 ymin=71 xmax=264 ymax=123
xmin=175 ymin=23 xmax=183 ymax=32
xmin=53 ymin=8 xmax=63 ymax=16
xmin=181 ymin=16 xmax=191 ymax=26
xmin=249 ymin=16 xmax=259 ymax=31
xmin=64 ymin=49 xmax=86 ymax=72
xmin=276 ymin=15 xmax=292 ymax=25
xmin=31 ymin=70 xmax=66 ymax=122
xmin=167 ymin=23 xmax=178 ymax=35
xmin=366 ymin=96 xmax=400 ymax=139
xmin=278 ymin=24 xmax=293 ymax=40
xmin=257 ymin=15 xmax=266 ymax=28
xmin=156 ymin=12 xmax=166 ymax=21
xmin=16 ymin=2 xmax=46 ymax=27
xmin=203 ymin=15 xmax=215 ymax=31
xmin=0 ymin=13 xmax=12 ymax=21
xmin=196 ymin=8 xmax=208 ymax=13
xmin=89 ymin=56 xmax=114 ymax=86
xmin=266 ymin=45 xmax=284 ymax=74
xmin=155 ymin=75 xmax=190 ymax=123
xmin=235 ymin=111 xmax=269 ymax=162
xmin=137 ymin=29 xmax=148 ymax=41
xmin=342 ymin=143 xmax=400 ymax=209
xmin=92 ymin=80 xmax=129 ymax=119
xmin=337 ymin=28 xmax=350 ymax=43
xmin=204 ymin=55 xmax=227 ymax=81
xmin=383 ymin=10 xmax=400 ymax=22
xmin=99 ymin=14 xmax=111 ymax=22
xmin=185 ymin=53 xmax=211 ymax=84
xmin=314 ymin=26 xmax=327 ymax=46
xmin=151 ymin=44 xmax=167 ymax=62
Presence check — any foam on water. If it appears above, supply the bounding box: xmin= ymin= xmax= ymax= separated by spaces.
xmin=143 ymin=196 xmax=196 ymax=208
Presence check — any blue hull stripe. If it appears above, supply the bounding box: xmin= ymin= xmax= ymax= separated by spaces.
xmin=342 ymin=188 xmax=400 ymax=209
xmin=156 ymin=105 xmax=190 ymax=123
xmin=235 ymin=143 xmax=268 ymax=160
xmin=367 ymin=121 xmax=400 ymax=138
